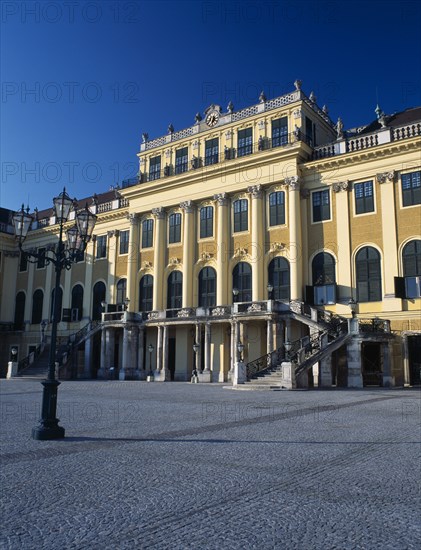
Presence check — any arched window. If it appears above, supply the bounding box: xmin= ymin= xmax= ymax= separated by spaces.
xmin=268 ymin=257 xmax=290 ymax=301
xmin=167 ymin=271 xmax=183 ymax=309
xmin=116 ymin=278 xmax=127 ymax=305
xmin=139 ymin=275 xmax=153 ymax=312
xmin=71 ymin=284 xmax=84 ymax=321
xmin=199 ymin=267 xmax=216 ymax=307
xmin=92 ymin=281 xmax=106 ymax=321
xmin=14 ymin=291 xmax=26 ymax=330
xmin=403 ymin=240 xmax=421 ymax=298
xmin=51 ymin=287 xmax=63 ymax=322
xmin=32 ymin=289 xmax=44 ymax=325
xmin=311 ymin=252 xmax=336 ymax=305
xmin=356 ymin=247 xmax=382 ymax=302
xmin=232 ymin=262 xmax=252 ymax=302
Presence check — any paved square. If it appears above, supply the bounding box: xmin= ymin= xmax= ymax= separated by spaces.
xmin=1 ymin=380 xmax=420 ymax=549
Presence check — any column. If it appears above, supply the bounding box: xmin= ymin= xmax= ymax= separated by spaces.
xmin=162 ymin=324 xmax=169 ymax=378
xmin=126 ymin=213 xmax=139 ymax=312
xmin=275 ymin=321 xmax=284 ymax=355
xmin=267 ymin=319 xmax=274 ymax=360
xmin=83 ymin=338 xmax=92 ymax=379
xmin=248 ymin=185 xmax=264 ymax=301
xmin=180 ymin=201 xmax=195 ymax=308
xmin=155 ymin=325 xmax=163 ymax=375
xmin=152 ymin=208 xmax=166 ymax=310
xmin=195 ymin=323 xmax=202 ymax=372
xmin=377 ymin=171 xmax=400 ymax=310
xmin=82 ymin=239 xmax=94 ymax=320
xmin=97 ymin=326 xmax=107 ymax=378
xmin=24 ymin=258 xmax=35 ymax=325
xmin=213 ymin=193 xmax=229 ymax=305
xmin=286 ymin=176 xmax=302 ymax=301
xmin=204 ymin=322 xmax=211 ymax=371
xmin=346 ymin=336 xmax=363 ymax=388
xmin=107 ymin=230 xmax=118 ymax=303
xmin=333 ymin=182 xmax=351 ymax=304
xmin=105 ymin=327 xmax=115 ymax=371
xmin=120 ymin=326 xmax=130 ymax=380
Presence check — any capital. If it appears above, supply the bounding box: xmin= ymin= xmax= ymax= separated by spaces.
xmin=376 ymin=171 xmax=396 ymax=184
xmin=247 ymin=184 xmax=263 ymax=198
xmin=180 ymin=200 xmax=194 ymax=213
xmin=213 ymin=192 xmax=229 ymax=206
xmin=127 ymin=212 xmax=139 ymax=225
xmin=284 ymin=176 xmax=301 ymax=190
xmin=332 ymin=181 xmax=349 ymax=193
xmin=152 ymin=207 xmax=165 ymax=219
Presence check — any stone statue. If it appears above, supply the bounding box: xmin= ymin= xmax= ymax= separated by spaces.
xmin=259 ymin=90 xmax=266 ymax=103
xmin=195 ymin=112 xmax=202 ymax=123
xmin=168 ymin=124 xmax=174 ymax=134
xmin=227 ymin=101 xmax=234 ymax=113
xmin=336 ymin=117 xmax=344 ymax=139
xmin=294 ymin=79 xmax=302 ymax=91
xmin=142 ymin=132 xmax=149 ymax=143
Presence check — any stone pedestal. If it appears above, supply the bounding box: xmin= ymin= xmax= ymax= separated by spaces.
xmin=146 ymin=374 xmax=154 ymax=382
xmin=153 ymin=369 xmax=168 ymax=382
xmin=347 ymin=337 xmax=363 ymax=388
xmin=119 ymin=369 xmax=126 ymax=381
xmin=279 ymin=361 xmax=296 ymax=389
xmin=198 ymin=371 xmax=211 ymax=383
xmin=6 ymin=361 xmax=18 ymax=379
xmin=233 ymin=361 xmax=246 ymax=385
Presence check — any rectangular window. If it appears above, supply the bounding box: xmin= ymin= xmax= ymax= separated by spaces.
xmin=149 ymin=155 xmax=161 ymax=181
xmin=19 ymin=252 xmax=28 ymax=272
xmin=238 ymin=128 xmax=253 ymax=157
xmin=402 ymin=171 xmax=421 ymax=207
xmin=75 ymin=250 xmax=85 ymax=263
xmin=312 ymin=190 xmax=330 ymax=222
xmin=272 ymin=117 xmax=288 ymax=148
xmin=269 ymin=191 xmax=285 ymax=226
xmin=314 ymin=284 xmax=336 ymax=305
xmin=96 ymin=235 xmax=107 ymax=259
xmin=405 ymin=276 xmax=421 ymax=298
xmin=119 ymin=230 xmax=129 ymax=254
xmin=142 ymin=219 xmax=154 ymax=248
xmin=355 ymin=181 xmax=374 ymax=214
xmin=205 ymin=138 xmax=219 ymax=166
xmin=305 ymin=116 xmax=316 ymax=146
xmin=233 ymin=199 xmax=248 ymax=232
xmin=175 ymin=147 xmax=188 ymax=175
xmin=169 ymin=213 xmax=181 ymax=243
xmin=200 ymin=206 xmax=213 ymax=238
xmin=37 ymin=248 xmax=46 ymax=269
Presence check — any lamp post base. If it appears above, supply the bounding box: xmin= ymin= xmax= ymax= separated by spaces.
xmin=32 ymin=379 xmax=65 ymax=440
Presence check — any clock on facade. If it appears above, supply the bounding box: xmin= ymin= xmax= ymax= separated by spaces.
xmin=206 ymin=110 xmax=220 ymax=127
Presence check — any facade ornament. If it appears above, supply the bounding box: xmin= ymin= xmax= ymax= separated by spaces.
xmin=177 ymin=308 xmax=194 ymax=318
xmin=293 ymin=125 xmax=301 ymax=140
xmin=322 ymin=105 xmax=328 ymax=114
xmin=152 ymin=207 xmax=165 ymax=219
xmin=192 ymin=140 xmax=199 ymax=150
xmin=164 ymin=149 xmax=171 ymax=159
xmin=127 ymin=212 xmax=139 ymax=224
xmin=336 ymin=117 xmax=344 ymax=139
xmin=332 ymin=181 xmax=349 ymax=193
xmin=233 ymin=247 xmax=248 ymax=258
xmin=180 ymin=200 xmax=194 ymax=213
xmin=225 ymin=129 xmax=233 ymax=140
xmin=107 ymin=230 xmax=117 ymax=238
xmin=270 ymin=242 xmax=285 ymax=252
xmin=259 ymin=90 xmax=266 ymax=103
xmin=195 ymin=112 xmax=202 ymax=123
xmin=247 ymin=303 xmax=263 ymax=312
xmin=289 ymin=300 xmax=302 ymax=314
xmin=169 ymin=257 xmax=180 ymax=266
xmin=91 ymin=193 xmax=98 ymax=206
xmin=138 ymin=157 xmax=145 ymax=166
xmin=293 ymin=109 xmax=301 ymax=119
xmin=300 ymin=188 xmax=310 ymax=199
xmin=227 ymin=101 xmax=234 ymax=113
xmin=213 ymin=192 xmax=228 ymax=206
xmin=376 ymin=171 xmax=396 ymax=184
xmin=294 ymin=79 xmax=302 ymax=91
xmin=168 ymin=124 xmax=174 ymax=134
xmin=309 ymin=91 xmax=316 ymax=103
xmin=142 ymin=132 xmax=149 ymax=143
xmin=113 ymin=186 xmax=121 ymax=199
xmin=142 ymin=261 xmax=152 ymax=270
xmin=284 ymin=176 xmax=301 ymax=190
xmin=247 ymin=184 xmax=263 ymax=198
xmin=258 ymin=120 xmax=265 ymax=130
xmin=378 ymin=114 xmax=388 ymax=128
xmin=200 ymin=251 xmax=213 ymax=262
xmin=148 ymin=311 xmax=159 ymax=320
xmin=211 ymin=306 xmax=230 ymax=316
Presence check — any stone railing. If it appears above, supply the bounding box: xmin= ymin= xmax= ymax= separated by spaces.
xmin=392 ymin=123 xmax=421 ymax=141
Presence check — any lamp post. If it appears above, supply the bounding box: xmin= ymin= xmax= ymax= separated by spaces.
xmin=101 ymin=300 xmax=107 ymax=313
xmin=267 ymin=283 xmax=273 ymax=300
xmin=10 ymin=347 xmax=18 ymax=362
xmin=232 ymin=288 xmax=239 ymax=303
xmin=40 ymin=320 xmax=47 ymax=343
xmin=12 ymin=188 xmax=97 ymax=440
xmin=284 ymin=339 xmax=292 ymax=360
xmin=237 ymin=342 xmax=244 ymax=362
xmin=148 ymin=344 xmax=154 ymax=377
xmin=348 ymin=298 xmax=357 ymax=318
xmin=193 ymin=342 xmax=200 ymax=374
xmin=124 ymin=297 xmax=130 ymax=311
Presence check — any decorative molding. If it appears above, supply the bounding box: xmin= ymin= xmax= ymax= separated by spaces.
xmin=177 ymin=308 xmax=194 ymax=318
xmin=180 ymin=200 xmax=194 ymax=213
xmin=213 ymin=192 xmax=229 ymax=206
xmin=147 ymin=311 xmax=159 ymax=320
xmin=138 ymin=157 xmax=145 ymax=166
xmin=107 ymin=230 xmax=118 ymax=238
xmin=141 ymin=261 xmax=152 ymax=270
xmin=376 ymin=170 xmax=396 ymax=183
xmin=192 ymin=140 xmax=199 ymax=150
xmin=300 ymin=189 xmax=310 ymax=199
xmin=247 ymin=303 xmax=263 ymax=312
xmin=127 ymin=212 xmax=139 ymax=225
xmin=225 ymin=130 xmax=233 ymax=140
xmin=293 ymin=109 xmax=301 ymax=119
xmin=332 ymin=180 xmax=349 ymax=193
xmin=258 ymin=120 xmax=266 ymax=130
xmin=211 ymin=306 xmax=230 ymax=317
xmin=247 ymin=184 xmax=263 ymax=199
xmin=284 ymin=176 xmax=301 ymax=190
xmin=233 ymin=247 xmax=248 ymax=258
xmin=269 ymin=242 xmax=285 ymax=253
xmin=152 ymin=207 xmax=165 ymax=219
xmin=199 ymin=251 xmax=213 ymax=262
xmin=165 ymin=149 xmax=171 ymax=159
xmin=4 ymin=251 xmax=20 ymax=258
xmin=168 ymin=257 xmax=180 ymax=266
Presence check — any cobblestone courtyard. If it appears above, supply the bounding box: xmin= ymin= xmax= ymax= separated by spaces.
xmin=0 ymin=380 xmax=420 ymax=549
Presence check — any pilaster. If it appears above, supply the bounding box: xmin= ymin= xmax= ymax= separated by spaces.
xmin=214 ymin=193 xmax=229 ymax=305
xmin=180 ymin=201 xmax=195 ymax=307
xmin=248 ymin=185 xmax=264 ymax=301
xmin=152 ymin=207 xmax=166 ymax=310
xmin=126 ymin=213 xmax=140 ymax=312
xmin=285 ymin=176 xmax=302 ymax=301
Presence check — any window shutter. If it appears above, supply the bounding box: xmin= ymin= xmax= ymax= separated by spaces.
xmin=394 ymin=277 xmax=406 ymax=299
xmin=305 ymin=285 xmax=314 ymax=305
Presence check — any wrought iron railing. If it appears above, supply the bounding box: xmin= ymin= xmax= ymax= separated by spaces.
xmin=69 ymin=320 xmax=101 ymax=348
xmin=246 ymin=347 xmax=284 ymax=380
xmin=358 ymin=318 xmax=391 ymax=334
xmin=18 ymin=343 xmax=43 ymax=372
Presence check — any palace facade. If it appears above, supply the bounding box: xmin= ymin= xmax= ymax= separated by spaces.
xmin=1 ymin=81 xmax=420 ymax=387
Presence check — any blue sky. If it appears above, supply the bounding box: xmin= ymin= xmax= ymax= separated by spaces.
xmin=1 ymin=0 xmax=420 ymax=211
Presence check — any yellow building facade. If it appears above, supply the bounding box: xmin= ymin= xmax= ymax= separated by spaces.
xmin=1 ymin=82 xmax=420 ymax=387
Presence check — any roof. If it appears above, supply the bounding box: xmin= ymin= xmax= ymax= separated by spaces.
xmin=358 ymin=106 xmax=421 ymax=135
xmin=35 ymin=189 xmax=121 ymax=220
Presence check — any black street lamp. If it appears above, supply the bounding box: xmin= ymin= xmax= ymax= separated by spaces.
xmin=148 ymin=344 xmax=154 ymax=377
xmin=267 ymin=283 xmax=273 ymax=300
xmin=348 ymin=298 xmax=357 ymax=318
xmin=12 ymin=188 xmax=97 ymax=440
xmin=237 ymin=342 xmax=244 ymax=362
xmin=284 ymin=339 xmax=292 ymax=360
xmin=232 ymin=287 xmax=239 ymax=303
xmin=193 ymin=342 xmax=200 ymax=375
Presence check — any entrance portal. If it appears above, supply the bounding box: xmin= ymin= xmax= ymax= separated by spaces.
xmin=169 ymin=338 xmax=176 ymax=381
xmin=408 ymin=335 xmax=421 ymax=385
xmin=362 ymin=342 xmax=382 ymax=386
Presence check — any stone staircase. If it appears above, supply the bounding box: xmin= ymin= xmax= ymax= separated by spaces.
xmin=18 ymin=346 xmax=50 ymax=378
xmin=244 ymin=365 xmax=286 ymax=390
